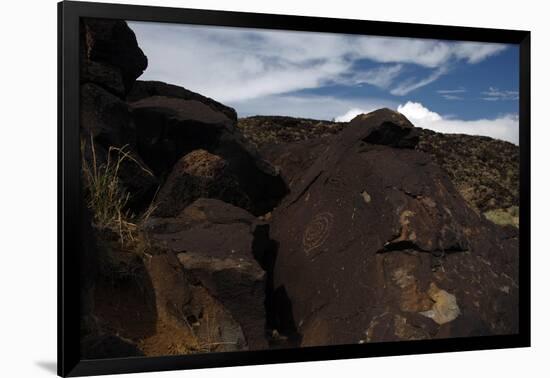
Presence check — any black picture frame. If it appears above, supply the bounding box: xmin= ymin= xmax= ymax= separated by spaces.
xmin=58 ymin=1 xmax=531 ymax=376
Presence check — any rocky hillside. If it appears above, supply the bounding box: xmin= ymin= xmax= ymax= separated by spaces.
xmin=78 ymin=19 xmax=520 ymax=359
xmin=238 ymin=116 xmax=346 ymax=147
xmin=238 ymin=116 xmax=519 ymax=226
xmin=417 ymin=131 xmax=519 ymax=226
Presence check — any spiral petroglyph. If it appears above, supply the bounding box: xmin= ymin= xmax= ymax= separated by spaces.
xmin=303 ymin=212 xmax=334 ymax=254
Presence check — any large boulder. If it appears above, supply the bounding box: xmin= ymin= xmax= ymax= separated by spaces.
xmin=129 ymin=94 xmax=233 ymax=174
xmin=81 ymin=18 xmax=147 ymax=95
xmin=144 ymin=198 xmax=270 ymax=350
xmin=128 ymin=92 xmax=235 ymax=175
xmin=143 ymin=251 xmax=247 ymax=353
xmin=258 ymin=110 xmax=418 ymax=193
xmin=128 ymin=80 xmax=237 ymax=122
xmin=128 ymin=85 xmax=287 ymax=216
xmin=90 ymin=227 xmax=246 ymax=355
xmin=270 ymin=109 xmax=518 ymax=346
xmin=152 ymin=149 xmax=250 ymax=217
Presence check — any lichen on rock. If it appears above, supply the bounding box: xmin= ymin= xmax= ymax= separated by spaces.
xmin=420 ymin=283 xmax=461 ymax=325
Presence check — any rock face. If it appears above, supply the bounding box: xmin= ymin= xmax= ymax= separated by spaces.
xmin=259 ymin=138 xmax=330 ymax=192
xmin=144 ymin=199 xmax=269 ymax=350
xmin=80 ymin=19 xmax=157 ymax=211
xmin=143 ymin=250 xmax=248 ymax=353
xmin=80 ymin=83 xmax=136 ymax=148
xmin=81 ymin=19 xmax=148 ymax=95
xmin=270 ymin=109 xmax=518 ymax=346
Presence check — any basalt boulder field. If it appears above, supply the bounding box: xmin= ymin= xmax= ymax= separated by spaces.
xmin=79 ymin=18 xmax=520 ymax=358
xmin=79 ymin=18 xmax=286 ymax=356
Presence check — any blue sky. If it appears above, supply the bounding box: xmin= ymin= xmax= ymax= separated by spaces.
xmin=128 ymin=21 xmax=519 ymax=144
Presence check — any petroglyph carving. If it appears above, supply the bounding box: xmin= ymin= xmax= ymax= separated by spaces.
xmin=303 ymin=212 xmax=334 ymax=254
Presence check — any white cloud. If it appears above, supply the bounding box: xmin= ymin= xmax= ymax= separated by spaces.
xmin=441 ymin=94 xmax=464 ymax=100
xmin=397 ymin=101 xmax=518 ymax=144
xmin=348 ymin=64 xmax=403 ymax=89
xmin=128 ymin=21 xmax=509 ymax=101
xmin=397 ymin=101 xmax=442 ymax=122
xmin=353 ymin=38 xmax=506 ymax=68
xmin=437 ymin=88 xmax=466 ymax=94
xmin=390 ymin=67 xmax=447 ymax=96
xmin=481 ymin=87 xmax=519 ymax=101
xmin=437 ymin=88 xmax=466 ymax=100
xmin=453 ymin=43 xmax=508 ymax=64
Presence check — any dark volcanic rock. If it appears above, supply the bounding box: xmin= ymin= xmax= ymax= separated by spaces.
xmin=128 ymin=94 xmax=233 ymax=174
xmin=260 ymin=111 xmax=419 ymax=192
xmin=259 ymin=138 xmax=330 ymax=192
xmin=80 ymin=19 xmax=158 ymax=211
xmin=352 ymin=110 xmax=419 ymax=148
xmin=128 ymin=81 xmax=238 ymax=122
xmin=80 ymin=202 xmax=100 ymax=337
xmin=80 ymin=83 xmax=158 ymax=211
xmin=153 ymin=149 xmax=250 ymax=217
xmin=80 ymin=132 xmax=158 ymax=212
xmin=79 ymin=19 xmax=256 ymax=355
xmin=81 ymin=60 xmax=126 ymax=98
xmin=143 ymin=251 xmax=247 ymax=352
xmin=81 ymin=333 xmax=145 ymax=359
xmin=81 ymin=19 xmax=147 ymax=95
xmin=81 ymin=83 xmax=136 ymax=148
xmin=144 ymin=198 xmax=269 ymax=350
xmin=128 ymin=88 xmax=287 ymax=215
xmin=270 ymin=109 xmax=519 ymax=346
xmin=77 ymin=16 xmax=521 ymax=354
xmin=144 ymin=252 xmax=193 ymax=326
xmin=115 ymin=152 xmax=159 ymax=212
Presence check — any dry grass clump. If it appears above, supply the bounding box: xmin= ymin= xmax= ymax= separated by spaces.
xmin=81 ymin=137 xmax=156 ymax=247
